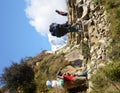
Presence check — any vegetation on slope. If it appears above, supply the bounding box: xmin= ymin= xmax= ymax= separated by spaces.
xmin=0 ymin=51 xmax=70 ymax=93
xmin=0 ymin=60 xmax=36 ymax=93
xmin=103 ymin=0 xmax=120 ymax=61
xmin=0 ymin=0 xmax=120 ymax=93
xmin=91 ymin=61 xmax=120 ymax=93
xmin=33 ymin=52 xmax=69 ymax=93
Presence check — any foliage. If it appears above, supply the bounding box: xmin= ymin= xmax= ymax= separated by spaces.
xmin=22 ymin=81 xmax=36 ymax=93
xmin=93 ymin=0 xmax=120 ymax=61
xmin=1 ymin=0 xmax=120 ymax=92
xmin=82 ymin=41 xmax=90 ymax=59
xmin=93 ymin=0 xmax=100 ymax=4
xmin=101 ymin=0 xmax=120 ymax=10
xmin=34 ymin=53 xmax=70 ymax=93
xmin=0 ymin=60 xmax=35 ymax=93
xmin=104 ymin=62 xmax=120 ymax=81
xmin=0 ymin=88 xmax=4 ymax=93
xmin=91 ymin=62 xmax=120 ymax=93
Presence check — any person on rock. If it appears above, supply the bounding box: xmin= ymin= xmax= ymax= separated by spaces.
xmin=57 ymin=72 xmax=87 ymax=82
xmin=49 ymin=10 xmax=83 ymax=37
xmin=49 ymin=21 xmax=83 ymax=37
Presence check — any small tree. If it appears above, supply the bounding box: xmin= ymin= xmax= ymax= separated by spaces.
xmin=0 ymin=59 xmax=36 ymax=93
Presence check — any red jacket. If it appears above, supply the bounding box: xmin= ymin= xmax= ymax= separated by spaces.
xmin=64 ymin=75 xmax=74 ymax=81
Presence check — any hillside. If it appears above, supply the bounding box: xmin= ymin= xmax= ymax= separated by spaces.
xmin=31 ymin=0 xmax=120 ymax=93
xmin=0 ymin=0 xmax=120 ymax=93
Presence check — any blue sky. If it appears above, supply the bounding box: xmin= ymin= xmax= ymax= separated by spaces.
xmin=0 ymin=0 xmax=51 ymax=74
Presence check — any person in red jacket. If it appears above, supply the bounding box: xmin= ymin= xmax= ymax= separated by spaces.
xmin=58 ymin=73 xmax=86 ymax=82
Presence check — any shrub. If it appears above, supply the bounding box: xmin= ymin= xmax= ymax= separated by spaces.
xmin=91 ymin=62 xmax=120 ymax=93
xmin=0 ymin=60 xmax=35 ymax=92
xmin=103 ymin=62 xmax=120 ymax=81
xmin=99 ymin=0 xmax=120 ymax=61
xmin=34 ymin=53 xmax=70 ymax=93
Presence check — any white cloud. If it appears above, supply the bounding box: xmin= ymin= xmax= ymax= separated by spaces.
xmin=25 ymin=0 xmax=68 ymax=51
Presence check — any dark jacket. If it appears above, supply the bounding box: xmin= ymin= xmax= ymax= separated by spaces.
xmin=49 ymin=23 xmax=69 ymax=37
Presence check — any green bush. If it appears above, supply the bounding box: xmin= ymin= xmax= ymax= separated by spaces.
xmin=0 ymin=60 xmax=35 ymax=92
xmin=103 ymin=62 xmax=120 ymax=81
xmin=91 ymin=62 xmax=120 ymax=93
xmin=93 ymin=0 xmax=101 ymax=4
xmin=100 ymin=0 xmax=120 ymax=61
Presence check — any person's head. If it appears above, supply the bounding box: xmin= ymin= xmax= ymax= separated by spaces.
xmin=56 ymin=70 xmax=62 ymax=76
xmin=67 ymin=73 xmax=71 ymax=76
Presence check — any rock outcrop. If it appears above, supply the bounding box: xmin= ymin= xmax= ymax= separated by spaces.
xmin=56 ymin=0 xmax=111 ymax=92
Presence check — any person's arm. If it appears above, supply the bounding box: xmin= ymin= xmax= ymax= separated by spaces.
xmin=57 ymin=75 xmax=64 ymax=79
xmin=55 ymin=10 xmax=68 ymax=16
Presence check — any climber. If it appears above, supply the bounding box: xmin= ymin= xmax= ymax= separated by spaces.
xmin=57 ymin=72 xmax=87 ymax=82
xmin=46 ymin=71 xmax=87 ymax=88
xmin=49 ymin=21 xmax=83 ymax=37
xmin=55 ymin=10 xmax=68 ymax=16
xmin=74 ymin=71 xmax=88 ymax=78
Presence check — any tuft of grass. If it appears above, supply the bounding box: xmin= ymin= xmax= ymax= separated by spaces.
xmin=91 ymin=61 xmax=120 ymax=93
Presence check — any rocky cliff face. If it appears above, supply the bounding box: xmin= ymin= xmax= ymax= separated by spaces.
xmin=56 ymin=0 xmax=111 ymax=92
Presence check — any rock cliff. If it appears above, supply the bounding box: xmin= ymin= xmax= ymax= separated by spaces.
xmin=56 ymin=0 xmax=111 ymax=92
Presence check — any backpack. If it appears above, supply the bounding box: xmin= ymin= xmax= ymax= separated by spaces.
xmin=49 ymin=23 xmax=59 ymax=36
xmin=49 ymin=23 xmax=68 ymax=37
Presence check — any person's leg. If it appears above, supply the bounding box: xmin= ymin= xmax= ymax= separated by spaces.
xmin=78 ymin=71 xmax=88 ymax=77
xmin=63 ymin=22 xmax=82 ymax=33
xmin=73 ymin=76 xmax=86 ymax=81
xmin=81 ymin=71 xmax=88 ymax=77
xmin=71 ymin=21 xmax=82 ymax=27
xmin=69 ymin=26 xmax=83 ymax=33
xmin=67 ymin=21 xmax=82 ymax=32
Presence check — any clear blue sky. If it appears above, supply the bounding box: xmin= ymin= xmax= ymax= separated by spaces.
xmin=0 ymin=0 xmax=51 ymax=74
